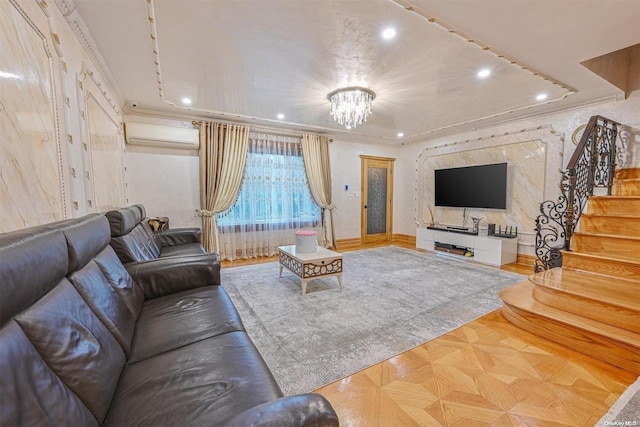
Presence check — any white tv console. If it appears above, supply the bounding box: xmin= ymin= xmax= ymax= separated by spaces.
xmin=416 ymin=227 xmax=517 ymax=266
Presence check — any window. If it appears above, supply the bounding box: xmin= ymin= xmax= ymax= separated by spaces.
xmin=216 ymin=133 xmax=320 ymax=231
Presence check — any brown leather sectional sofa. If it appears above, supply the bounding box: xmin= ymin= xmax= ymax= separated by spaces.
xmin=0 ymin=213 xmax=339 ymax=426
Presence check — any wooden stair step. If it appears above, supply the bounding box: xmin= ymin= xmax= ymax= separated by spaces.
xmin=587 ymin=196 xmax=640 ymax=215
xmin=530 ymin=268 xmax=640 ymax=333
xmin=579 ymin=214 xmax=640 ymax=238
xmin=563 ymin=251 xmax=640 ymax=281
xmin=615 ymin=168 xmax=640 ymax=180
xmin=612 ymin=178 xmax=640 ymax=196
xmin=571 ymin=232 xmax=640 ymax=260
xmin=500 ymin=282 xmax=640 ymax=375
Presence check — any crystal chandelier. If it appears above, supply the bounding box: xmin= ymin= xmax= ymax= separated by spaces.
xmin=327 ymin=87 xmax=376 ymax=129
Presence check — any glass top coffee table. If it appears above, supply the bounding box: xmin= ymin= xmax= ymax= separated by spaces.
xmin=278 ymin=245 xmax=343 ymax=296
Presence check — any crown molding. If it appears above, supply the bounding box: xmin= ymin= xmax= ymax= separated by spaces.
xmin=53 ymin=0 xmax=125 ymax=109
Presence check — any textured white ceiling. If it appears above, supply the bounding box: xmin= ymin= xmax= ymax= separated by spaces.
xmin=72 ymin=0 xmax=640 ymax=144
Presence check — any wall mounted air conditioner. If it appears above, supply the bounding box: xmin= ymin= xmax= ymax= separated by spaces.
xmin=124 ymin=122 xmax=199 ymax=149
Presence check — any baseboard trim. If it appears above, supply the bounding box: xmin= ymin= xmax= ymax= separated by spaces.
xmin=392 ymin=234 xmax=416 ymax=246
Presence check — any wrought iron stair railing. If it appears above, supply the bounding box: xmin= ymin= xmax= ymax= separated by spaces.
xmin=534 ymin=115 xmax=620 ymax=272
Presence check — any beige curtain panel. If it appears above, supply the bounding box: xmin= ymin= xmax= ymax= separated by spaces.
xmin=301 ymin=134 xmax=336 ymax=249
xmin=197 ymin=121 xmax=249 ymax=253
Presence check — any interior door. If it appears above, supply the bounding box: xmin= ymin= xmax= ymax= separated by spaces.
xmin=360 ymin=156 xmax=394 ymax=244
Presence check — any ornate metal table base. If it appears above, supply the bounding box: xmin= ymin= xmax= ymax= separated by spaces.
xmin=278 ymin=246 xmax=343 ymax=296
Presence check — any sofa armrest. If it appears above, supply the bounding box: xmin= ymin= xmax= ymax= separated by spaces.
xmin=125 ymin=254 xmax=221 ymax=299
xmin=156 ymin=228 xmax=201 ymax=246
xmin=215 ymin=393 xmax=339 ymax=427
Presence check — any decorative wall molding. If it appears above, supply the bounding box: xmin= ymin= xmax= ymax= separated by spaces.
xmin=414 ymin=126 xmax=564 ymax=254
xmin=36 ymin=0 xmax=78 ymax=220
xmin=77 ymin=62 xmax=126 ymax=212
xmin=53 ymin=0 xmax=125 ymax=109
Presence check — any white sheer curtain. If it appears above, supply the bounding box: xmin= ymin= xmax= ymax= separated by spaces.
xmin=216 ymin=132 xmax=321 ymax=261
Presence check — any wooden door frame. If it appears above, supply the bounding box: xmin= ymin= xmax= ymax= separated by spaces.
xmin=360 ymin=155 xmax=394 ymax=244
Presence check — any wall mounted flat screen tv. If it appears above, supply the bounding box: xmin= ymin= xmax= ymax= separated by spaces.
xmin=435 ymin=163 xmax=508 ymax=209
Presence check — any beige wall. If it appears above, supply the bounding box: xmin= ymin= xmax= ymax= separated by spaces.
xmin=122 ymin=114 xmax=200 ymax=228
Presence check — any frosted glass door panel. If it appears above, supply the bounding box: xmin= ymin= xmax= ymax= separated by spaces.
xmin=367 ymin=167 xmax=387 ymax=235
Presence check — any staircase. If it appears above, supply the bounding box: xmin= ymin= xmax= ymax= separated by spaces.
xmin=500 ymin=169 xmax=640 ymax=375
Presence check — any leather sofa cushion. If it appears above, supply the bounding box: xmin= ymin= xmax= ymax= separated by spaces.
xmin=0 ymin=321 xmax=98 ymax=427
xmin=135 ymin=224 xmax=161 ymax=257
xmin=61 ymin=214 xmax=111 ymax=272
xmin=128 ymin=285 xmax=244 ymax=364
xmin=15 ymin=280 xmax=125 ymax=424
xmin=156 ymin=228 xmax=202 ymax=246
xmin=110 ymin=234 xmax=147 ymax=263
xmin=69 ymin=260 xmax=137 ymax=355
xmin=0 ymin=226 xmax=68 ymax=326
xmin=94 ymin=245 xmax=145 ymax=318
xmin=132 ymin=203 xmax=146 ymax=219
xmin=105 ymin=331 xmax=282 ymax=426
xmin=110 ymin=224 xmax=161 ymax=263
xmin=160 ymin=242 xmax=206 ymax=258
xmin=106 ymin=207 xmax=139 ymax=237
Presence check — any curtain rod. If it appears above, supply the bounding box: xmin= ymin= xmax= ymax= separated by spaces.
xmin=191 ymin=121 xmax=333 ymax=142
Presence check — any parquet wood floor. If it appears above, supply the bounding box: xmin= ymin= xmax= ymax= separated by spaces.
xmin=315 ymin=310 xmax=636 ymax=426
xmin=221 ymin=245 xmax=635 ymax=425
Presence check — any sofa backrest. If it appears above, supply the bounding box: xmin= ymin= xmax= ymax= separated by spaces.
xmin=64 ymin=215 xmax=144 ymax=356
xmin=0 ymin=320 xmax=99 ymax=426
xmin=0 ymin=224 xmax=68 ymax=326
xmin=106 ymin=206 xmax=161 ymax=263
xmin=0 ymin=214 xmax=141 ymax=425
xmin=1 ymin=222 xmax=97 ymax=425
xmin=132 ymin=203 xmax=146 ymax=219
xmin=14 ymin=278 xmax=126 ymax=424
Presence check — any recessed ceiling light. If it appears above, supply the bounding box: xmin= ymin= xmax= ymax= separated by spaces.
xmin=397 ymin=132 xmax=404 ymax=138
xmin=382 ymin=28 xmax=396 ymax=39
xmin=477 ymin=68 xmax=491 ymax=78
xmin=277 ymin=113 xmax=285 ymax=120
xmin=536 ymin=93 xmax=548 ymax=101
xmin=181 ymin=97 xmax=192 ymax=105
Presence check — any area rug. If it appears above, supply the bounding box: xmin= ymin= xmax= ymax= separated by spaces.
xmin=597 ymin=376 xmax=640 ymax=426
xmin=220 ymin=246 xmax=526 ymax=395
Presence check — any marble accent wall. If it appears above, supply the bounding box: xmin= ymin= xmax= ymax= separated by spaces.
xmin=85 ymin=93 xmax=125 ymax=212
xmin=0 ymin=0 xmax=65 ymax=232
xmin=414 ymin=127 xmax=564 ymax=256
xmin=1 ymin=0 xmax=125 ymax=232
xmin=420 ymin=141 xmax=545 ymax=232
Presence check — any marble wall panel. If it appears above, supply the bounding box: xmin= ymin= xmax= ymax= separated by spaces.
xmin=420 ymin=140 xmax=545 ymax=233
xmin=85 ymin=93 xmax=125 ymax=212
xmin=0 ymin=1 xmax=64 ymax=232
xmin=413 ymin=126 xmax=565 ymax=257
